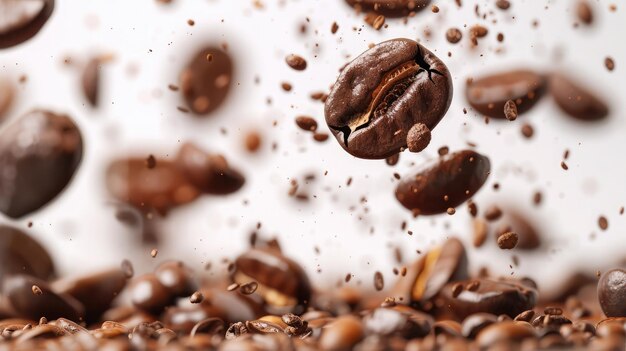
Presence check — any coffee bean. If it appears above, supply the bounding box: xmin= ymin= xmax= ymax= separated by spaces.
xmin=363 ymin=306 xmax=432 ymax=338
xmin=106 ymin=157 xmax=200 ymax=215
xmin=466 ymin=70 xmax=546 ymax=119
xmin=406 ymin=123 xmax=431 ymax=153
xmin=503 ymin=99 xmax=518 ymax=121
xmin=51 ymin=268 xmax=127 ymax=323
xmin=605 ymin=57 xmax=615 ymax=72
xmin=461 ymin=313 xmax=497 ymax=338
xmin=439 ymin=279 xmax=537 ymax=320
xmin=473 ymin=219 xmax=488 ymax=248
xmin=548 ymin=73 xmax=609 ymax=121
xmin=497 ymin=232 xmax=518 ymax=250
xmin=239 ymin=282 xmax=258 ymax=295
xmin=189 ymin=318 xmax=224 ymax=337
xmin=395 ymin=150 xmax=490 ymax=215
xmin=319 ymin=315 xmax=364 ymax=350
xmin=521 ymin=123 xmax=534 ymax=138
xmin=325 ymin=38 xmax=452 ymax=159
xmin=374 ymin=271 xmax=384 ymax=291
xmin=598 ymin=269 xmax=626 ymax=317
xmin=484 ymin=205 xmax=503 ymax=221
xmin=0 ymin=110 xmax=83 ymax=218
xmin=175 ymin=142 xmax=245 ymax=195
xmin=0 ymin=0 xmax=55 ymax=49
xmin=154 ymin=260 xmax=196 ymax=298
xmin=577 ymin=1 xmax=593 ymax=25
xmin=244 ymin=131 xmax=262 ymax=153
xmin=295 ymin=116 xmax=318 ymax=132
xmin=0 ymin=76 xmax=15 ymax=121
xmin=189 ymin=291 xmax=204 ymax=304
xmin=180 ymin=47 xmax=232 ymax=115
xmin=0 ymin=225 xmax=55 ymax=283
xmin=81 ymin=57 xmax=100 ymax=107
xmin=476 ymin=320 xmax=536 ymax=348
xmin=446 ymin=28 xmax=462 ymax=44
xmin=495 ymin=0 xmax=510 ymax=10
xmin=285 ymin=54 xmax=307 ymax=71
xmin=233 ymin=248 xmax=311 ymax=315
xmin=599 ymin=216 xmax=609 ymax=230
xmin=128 ymin=273 xmax=173 ymax=313
xmin=162 ymin=304 xmax=224 ymax=334
xmin=3 ymin=275 xmax=84 ymax=322
xmin=344 ymin=0 xmax=430 ymax=17
xmin=491 ymin=208 xmax=541 ymax=250
xmin=514 ymin=310 xmax=535 ymax=322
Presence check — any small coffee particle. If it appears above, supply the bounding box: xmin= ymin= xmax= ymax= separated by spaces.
xmin=446 ymin=28 xmax=462 ymax=44
xmin=146 ymin=155 xmax=156 ymax=169
xmin=497 ymin=33 xmax=504 ymax=42
xmin=374 ymin=271 xmax=384 ymax=291
xmin=190 ymin=291 xmax=204 ymax=304
xmin=187 ymin=19 xmax=195 ymax=26
xmin=285 ymin=54 xmax=307 ymax=71
xmin=605 ymin=57 xmax=615 ymax=71
xmin=577 ymin=1 xmax=593 ymax=24
xmin=331 ymin=22 xmax=339 ymax=34
xmin=496 ymin=0 xmax=511 ymax=10
xmin=31 ymin=285 xmax=42 ymax=295
xmin=467 ymin=280 xmax=480 ymax=291
xmin=561 ymin=161 xmax=568 ymax=170
xmin=447 ymin=207 xmax=456 ymax=215
xmin=504 ymin=100 xmax=518 ymax=121
xmin=121 ymin=259 xmax=134 ymax=278
xmin=313 ymin=133 xmax=329 ymax=142
xmin=345 ymin=273 xmax=351 ymax=282
xmin=484 ymin=206 xmax=502 ymax=221
xmin=468 ymin=200 xmax=478 ymax=217
xmin=533 ymin=191 xmax=542 ymax=206
xmin=245 ymin=131 xmax=262 ymax=153
xmin=406 ymin=123 xmax=431 ymax=152
xmin=497 ymin=232 xmax=518 ymax=249
xmin=372 ymin=15 xmax=385 ymax=30
xmin=431 ymin=5 xmax=439 ymax=13
xmin=386 ymin=153 xmax=400 ymax=166
xmin=452 ymin=283 xmax=464 ymax=297
xmin=598 ymin=216 xmax=608 ymax=230
xmin=150 ymin=249 xmax=158 ymax=258
xmin=281 ymin=82 xmax=292 ymax=91
xmin=227 ymin=283 xmax=240 ymax=291
xmin=239 ymin=281 xmax=258 ymax=295
xmin=295 ymin=116 xmax=318 ymax=132
xmin=521 ymin=123 xmax=534 ymax=138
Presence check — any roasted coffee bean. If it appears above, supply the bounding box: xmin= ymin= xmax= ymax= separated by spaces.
xmin=0 ymin=225 xmax=54 ymax=283
xmin=52 ymin=317 xmax=88 ymax=334
xmin=0 ymin=76 xmax=14 ymax=120
xmin=363 ymin=306 xmax=432 ymax=338
xmin=0 ymin=0 xmax=55 ymax=49
xmin=577 ymin=1 xmax=593 ymax=25
xmin=465 ymin=70 xmax=546 ymax=119
xmin=475 ymin=321 xmax=536 ymax=348
xmin=81 ymin=57 xmax=100 ymax=107
xmin=549 ymin=73 xmax=609 ymax=121
xmin=52 ymin=268 xmax=128 ymax=323
xmin=106 ymin=157 xmax=200 ymax=215
xmin=225 ymin=321 xmax=248 ymax=339
xmin=439 ymin=279 xmax=537 ymax=320
xmin=393 ymin=237 xmax=468 ymax=305
xmin=154 ymin=260 xmax=196 ymax=297
xmin=175 ymin=142 xmax=245 ymax=195
xmin=406 ymin=123 xmax=431 ymax=153
xmin=3 ymin=275 xmax=84 ymax=322
xmin=446 ymin=28 xmax=462 ymax=44
xmin=295 ymin=116 xmax=318 ymax=132
xmin=531 ymin=314 xmax=571 ymax=328
xmin=461 ymin=313 xmax=497 ymax=339
xmin=514 ymin=310 xmax=535 ymax=322
xmin=285 ymin=54 xmax=307 ymax=71
xmin=162 ymin=304 xmax=224 ymax=334
xmin=233 ymin=248 xmax=311 ymax=315
xmin=395 ymin=150 xmax=490 ymax=215
xmin=246 ymin=319 xmax=283 ymax=334
xmin=598 ymin=269 xmax=626 ymax=317
xmin=319 ymin=315 xmax=364 ymax=350
xmin=496 ymin=231 xmax=518 ymax=250
xmin=14 ymin=323 xmax=66 ymax=342
xmin=325 ymin=38 xmax=452 ymax=159
xmin=344 ymin=0 xmax=430 ymax=17
xmin=128 ymin=273 xmax=173 ymax=313
xmin=189 ymin=317 xmax=224 ymax=337
xmin=490 ymin=207 xmax=541 ymax=250
xmin=0 ymin=110 xmax=83 ymax=218
xmin=180 ymin=46 xmax=232 ymax=115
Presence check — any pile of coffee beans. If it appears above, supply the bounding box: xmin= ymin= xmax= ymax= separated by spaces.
xmin=1 ymin=0 xmax=622 ymax=350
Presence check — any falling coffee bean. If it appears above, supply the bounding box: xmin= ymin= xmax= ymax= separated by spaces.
xmin=0 ymin=225 xmax=55 ymax=283
xmin=0 ymin=0 xmax=55 ymax=49
xmin=285 ymin=54 xmax=307 ymax=71
xmin=497 ymin=232 xmax=518 ymax=250
xmin=549 ymin=73 xmax=609 ymax=121
xmin=406 ymin=123 xmax=431 ymax=153
xmin=81 ymin=57 xmax=100 ymax=107
xmin=325 ymin=38 xmax=452 ymax=159
xmin=395 ymin=150 xmax=490 ymax=215
xmin=344 ymin=0 xmax=430 ymax=17
xmin=446 ymin=28 xmax=463 ymax=44
xmin=598 ymin=269 xmax=626 ymax=317
xmin=180 ymin=46 xmax=233 ymax=115
xmin=576 ymin=1 xmax=593 ymax=25
xmin=503 ymin=100 xmax=518 ymax=121
xmin=373 ymin=271 xmax=384 ymax=291
xmin=466 ymin=70 xmax=546 ymax=119
xmin=0 ymin=110 xmax=83 ymax=218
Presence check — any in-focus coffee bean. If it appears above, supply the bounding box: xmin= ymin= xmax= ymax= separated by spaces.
xmin=325 ymin=38 xmax=452 ymax=159
xmin=598 ymin=269 xmax=626 ymax=317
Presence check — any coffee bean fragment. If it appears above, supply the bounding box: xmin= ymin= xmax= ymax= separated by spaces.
xmin=473 ymin=219 xmax=488 ymax=248
xmin=406 ymin=123 xmax=431 ymax=153
xmin=239 ymin=282 xmax=258 ymax=295
xmin=605 ymin=57 xmax=615 ymax=71
xmin=521 ymin=123 xmax=534 ymax=138
xmin=331 ymin=21 xmax=338 ymax=34
xmin=598 ymin=216 xmax=608 ymax=230
xmin=285 ymin=54 xmax=307 ymax=71
xmin=446 ymin=28 xmax=462 ymax=44
xmin=497 ymin=232 xmax=518 ymax=250
xmin=345 ymin=0 xmax=430 ymax=18
xmin=374 ymin=271 xmax=384 ymax=291
xmin=180 ymin=47 xmax=233 ymax=115
xmin=0 ymin=0 xmax=55 ymax=49
xmin=0 ymin=225 xmax=55 ymax=283
xmin=504 ymin=100 xmax=518 ymax=121
xmin=189 ymin=291 xmax=204 ymax=304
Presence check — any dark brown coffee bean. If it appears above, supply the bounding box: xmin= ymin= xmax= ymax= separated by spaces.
xmin=325 ymin=39 xmax=452 ymax=159
xmin=496 ymin=232 xmax=518 ymax=250
xmin=189 ymin=291 xmax=204 ymax=304
xmin=81 ymin=57 xmax=100 ymax=107
xmin=52 ymin=317 xmax=88 ymax=334
xmin=0 ymin=0 xmax=55 ymax=49
xmin=491 ymin=208 xmax=541 ymax=250
xmin=239 ymin=281 xmax=258 ymax=295
xmin=577 ymin=1 xmax=593 ymax=25
xmin=406 ymin=123 xmax=431 ymax=153
xmin=245 ymin=319 xmax=283 ymax=334
xmin=605 ymin=57 xmax=615 ymax=72
xmin=0 ymin=110 xmax=83 ymax=218
xmin=154 ymin=260 xmax=196 ymax=297
xmin=0 ymin=76 xmax=15 ymax=121
xmin=202 ymin=288 xmax=265 ymax=324
xmin=476 ymin=321 xmax=536 ymax=348
xmin=14 ymin=323 xmax=66 ymax=342
xmin=189 ymin=318 xmax=224 ymax=337
xmin=461 ymin=313 xmax=497 ymax=339
xmin=446 ymin=28 xmax=462 ymax=43
xmin=244 ymin=131 xmax=262 ymax=153
xmin=128 ymin=273 xmax=173 ymax=313
xmin=0 ymin=225 xmax=54 ymax=283
xmin=549 ymin=73 xmax=609 ymax=121
xmin=395 ymin=150 xmax=490 ymax=215
xmin=598 ymin=269 xmax=626 ymax=317
xmin=3 ymin=275 xmax=84 ymax=322
xmin=295 ymin=116 xmax=318 ymax=132
xmin=514 ymin=310 xmax=535 ymax=322
xmin=175 ymin=142 xmax=245 ymax=195
xmin=495 ymin=0 xmax=510 ymax=10
xmin=225 ymin=321 xmax=248 ymax=339
xmin=319 ymin=315 xmax=364 ymax=350
xmin=285 ymin=54 xmax=307 ymax=71
xmin=233 ymin=248 xmax=311 ymax=315
xmin=393 ymin=237 xmax=468 ymax=304
xmin=344 ymin=0 xmax=430 ymax=17
xmin=439 ymin=279 xmax=537 ymax=320
xmin=180 ymin=46 xmax=232 ymax=115
xmin=52 ymin=268 xmax=128 ymax=323
xmin=466 ymin=70 xmax=546 ymax=119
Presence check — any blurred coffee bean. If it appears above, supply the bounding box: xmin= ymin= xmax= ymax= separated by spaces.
xmin=0 ymin=0 xmax=55 ymax=49
xmin=461 ymin=313 xmax=497 ymax=339
xmin=344 ymin=0 xmax=430 ymax=17
xmin=489 ymin=207 xmax=541 ymax=250
xmin=202 ymin=288 xmax=265 ymax=324
xmin=0 ymin=225 xmax=54 ymax=284
xmin=598 ymin=269 xmax=626 ymax=317
xmin=393 ymin=237 xmax=468 ymax=306
xmin=52 ymin=268 xmax=128 ymax=322
xmin=162 ymin=304 xmax=224 ymax=334
xmin=363 ymin=305 xmax=432 ymax=338
xmin=319 ymin=315 xmax=364 ymax=351
xmin=128 ymin=273 xmax=173 ymax=313
xmin=549 ymin=73 xmax=609 ymax=121
xmin=233 ymin=248 xmax=311 ymax=315
xmin=154 ymin=260 xmax=196 ymax=298
xmin=180 ymin=47 xmax=233 ymax=115
xmin=81 ymin=57 xmax=100 ymax=107
xmin=0 ymin=76 xmax=15 ymax=121
xmin=475 ymin=321 xmax=536 ymax=348
xmin=465 ymin=70 xmax=546 ymax=119
xmin=395 ymin=150 xmax=490 ymax=215
xmin=3 ymin=275 xmax=84 ymax=322
xmin=106 ymin=157 xmax=200 ymax=215
xmin=439 ymin=279 xmax=537 ymax=320
xmin=0 ymin=110 xmax=83 ymax=218
xmin=175 ymin=142 xmax=245 ymax=195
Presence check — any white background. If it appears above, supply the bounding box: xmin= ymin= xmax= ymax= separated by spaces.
xmin=1 ymin=0 xmax=625 ymax=299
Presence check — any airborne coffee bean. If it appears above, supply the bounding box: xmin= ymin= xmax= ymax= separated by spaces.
xmin=0 ymin=110 xmax=83 ymax=218
xmin=180 ymin=46 xmax=233 ymax=115
xmin=325 ymin=38 xmax=452 ymax=159
xmin=0 ymin=0 xmax=55 ymax=49
xmin=344 ymin=0 xmax=430 ymax=17
xmin=598 ymin=269 xmax=626 ymax=317
xmin=395 ymin=150 xmax=490 ymax=215
xmin=549 ymin=73 xmax=609 ymax=121
xmin=81 ymin=57 xmax=100 ymax=107
xmin=0 ymin=225 xmax=55 ymax=283
xmin=465 ymin=70 xmax=546 ymax=119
